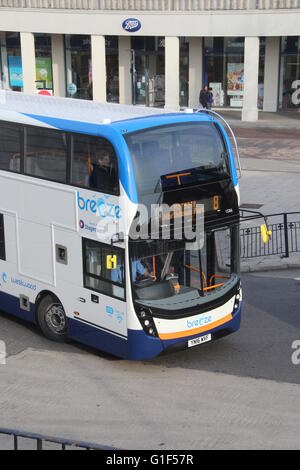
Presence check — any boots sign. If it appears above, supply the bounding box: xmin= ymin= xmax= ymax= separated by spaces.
xmin=122 ymin=18 xmax=142 ymax=33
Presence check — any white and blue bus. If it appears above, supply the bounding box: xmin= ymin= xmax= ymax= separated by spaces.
xmin=0 ymin=92 xmax=242 ymax=360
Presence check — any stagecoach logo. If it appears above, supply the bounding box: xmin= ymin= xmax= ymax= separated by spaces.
xmin=122 ymin=18 xmax=142 ymax=33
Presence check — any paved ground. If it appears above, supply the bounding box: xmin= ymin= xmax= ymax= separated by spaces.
xmin=0 ymin=270 xmax=299 ymax=450
xmin=222 ymin=109 xmax=300 ymax=130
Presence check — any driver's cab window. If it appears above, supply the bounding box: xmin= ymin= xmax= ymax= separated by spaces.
xmin=83 ymin=238 xmax=125 ymax=300
xmin=71 ymin=134 xmax=119 ymax=195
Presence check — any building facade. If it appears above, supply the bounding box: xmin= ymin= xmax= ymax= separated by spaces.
xmin=0 ymin=1 xmax=299 ymax=121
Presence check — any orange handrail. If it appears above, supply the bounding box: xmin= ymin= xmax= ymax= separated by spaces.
xmin=184 ymin=265 xmax=207 ymax=288
xmin=152 ymin=256 xmax=156 ymax=282
xmin=203 ymin=283 xmax=225 ymax=292
xmin=209 ymin=274 xmax=230 ymax=287
xmin=166 ymin=172 xmax=191 ymax=186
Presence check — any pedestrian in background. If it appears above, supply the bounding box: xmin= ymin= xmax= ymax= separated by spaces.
xmin=208 ymin=87 xmax=214 ymax=109
xmin=199 ymin=85 xmax=210 ymax=109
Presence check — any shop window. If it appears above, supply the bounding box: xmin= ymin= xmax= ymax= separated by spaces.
xmin=0 ymin=122 xmax=22 ymax=172
xmin=0 ymin=214 xmax=6 ymax=261
xmin=204 ymin=37 xmax=245 ymax=108
xmin=83 ymin=238 xmax=125 ymax=300
xmin=34 ymin=33 xmax=53 ymax=91
xmin=279 ymin=36 xmax=300 ymax=110
xmin=71 ymin=134 xmax=119 ymax=195
xmin=106 ymin=36 xmax=119 ymax=103
xmin=65 ymin=35 xmax=92 ymax=100
xmin=1 ymin=33 xmax=23 ymax=92
xmin=25 ymin=127 xmax=67 ymax=183
xmin=180 ymin=37 xmax=189 ymax=107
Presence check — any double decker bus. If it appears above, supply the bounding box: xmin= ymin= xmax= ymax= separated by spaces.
xmin=0 ymin=91 xmax=242 ymax=360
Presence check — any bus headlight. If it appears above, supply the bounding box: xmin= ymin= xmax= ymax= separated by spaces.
xmin=135 ymin=307 xmax=158 ymax=338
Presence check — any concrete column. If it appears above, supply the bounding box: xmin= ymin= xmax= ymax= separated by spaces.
xmin=91 ymin=35 xmax=106 ymax=102
xmin=0 ymin=32 xmax=9 ymax=90
xmin=189 ymin=37 xmax=203 ymax=108
xmin=263 ymin=37 xmax=280 ymax=113
xmin=51 ymin=34 xmax=66 ymax=97
xmin=20 ymin=32 xmax=36 ymax=94
xmin=118 ymin=36 xmax=131 ymax=105
xmin=242 ymin=36 xmax=260 ymax=122
xmin=165 ymin=36 xmax=180 ymax=110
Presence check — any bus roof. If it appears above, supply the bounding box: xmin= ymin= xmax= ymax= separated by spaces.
xmin=0 ymin=91 xmax=217 ymax=137
xmin=0 ymin=91 xmax=180 ymax=125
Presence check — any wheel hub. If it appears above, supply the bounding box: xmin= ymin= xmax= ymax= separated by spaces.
xmin=45 ymin=304 xmax=66 ymax=335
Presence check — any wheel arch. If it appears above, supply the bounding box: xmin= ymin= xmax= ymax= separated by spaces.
xmin=34 ymin=290 xmax=61 ymax=325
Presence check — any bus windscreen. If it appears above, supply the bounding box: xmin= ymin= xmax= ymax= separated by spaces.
xmin=124 ymin=122 xmax=230 ymax=197
xmin=129 ymin=225 xmax=240 ymax=313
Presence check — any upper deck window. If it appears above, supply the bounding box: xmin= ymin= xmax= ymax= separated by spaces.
xmin=71 ymin=134 xmax=119 ymax=195
xmin=124 ymin=122 xmax=230 ymax=197
xmin=0 ymin=122 xmax=21 ymax=173
xmin=25 ymin=127 xmax=67 ymax=183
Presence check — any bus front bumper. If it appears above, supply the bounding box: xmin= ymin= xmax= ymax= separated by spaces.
xmin=127 ymin=302 xmax=242 ymax=360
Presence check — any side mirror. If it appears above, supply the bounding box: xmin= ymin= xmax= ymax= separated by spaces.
xmin=107 ymin=255 xmax=117 ymax=270
xmin=111 ymin=233 xmax=125 ymax=245
xmin=260 ymin=224 xmax=272 ymax=244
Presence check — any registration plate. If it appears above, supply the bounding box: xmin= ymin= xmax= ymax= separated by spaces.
xmin=188 ymin=334 xmax=212 ymax=348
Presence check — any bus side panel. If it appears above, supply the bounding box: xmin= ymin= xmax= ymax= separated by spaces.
xmin=67 ymin=317 xmax=128 ymax=359
xmin=0 ymin=288 xmax=35 ymax=324
xmin=0 ymin=211 xmax=36 ymax=324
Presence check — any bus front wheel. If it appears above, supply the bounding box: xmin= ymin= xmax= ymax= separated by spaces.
xmin=37 ymin=295 xmax=68 ymax=342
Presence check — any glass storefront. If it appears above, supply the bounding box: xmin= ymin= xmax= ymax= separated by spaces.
xmin=106 ymin=36 xmax=119 ymax=103
xmin=131 ymin=36 xmax=165 ymax=107
xmin=0 ymin=32 xmax=22 ymax=92
xmin=279 ymin=36 xmax=300 ymax=110
xmin=204 ymin=37 xmax=245 ymax=108
xmin=204 ymin=37 xmax=265 ymax=109
xmin=34 ymin=34 xmax=53 ymax=91
xmin=65 ymin=35 xmax=92 ymax=100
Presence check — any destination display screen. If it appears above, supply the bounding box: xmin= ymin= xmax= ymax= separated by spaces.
xmin=160 ymin=196 xmax=221 ymax=223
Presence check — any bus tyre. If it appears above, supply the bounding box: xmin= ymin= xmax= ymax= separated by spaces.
xmin=37 ymin=295 xmax=68 ymax=342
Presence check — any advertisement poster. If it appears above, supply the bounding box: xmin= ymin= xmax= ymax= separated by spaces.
xmin=209 ymin=82 xmax=224 ymax=107
xmin=36 ymin=57 xmax=53 ymax=90
xmin=227 ymin=63 xmax=244 ymax=97
xmin=8 ymin=56 xmax=23 ymax=88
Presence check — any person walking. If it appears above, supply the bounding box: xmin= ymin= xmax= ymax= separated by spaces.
xmin=199 ymin=85 xmax=210 ymax=109
xmin=208 ymin=87 xmax=214 ymax=109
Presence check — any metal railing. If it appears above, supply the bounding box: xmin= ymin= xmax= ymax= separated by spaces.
xmin=240 ymin=211 xmax=300 ymax=259
xmin=0 ymin=0 xmax=299 ymax=10
xmin=0 ymin=427 xmax=116 ymax=450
